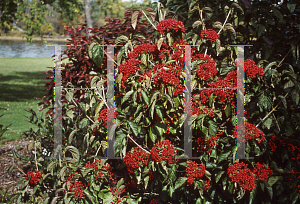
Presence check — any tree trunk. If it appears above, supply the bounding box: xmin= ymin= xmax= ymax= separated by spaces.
xmin=84 ymin=0 xmax=93 ymax=38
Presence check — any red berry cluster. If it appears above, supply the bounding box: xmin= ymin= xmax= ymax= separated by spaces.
xmin=268 ymin=135 xmax=300 ymax=160
xmin=128 ymin=43 xmax=156 ymax=58
xmin=204 ymin=180 xmax=211 ymax=191
xmin=227 ymin=162 xmax=256 ymax=191
xmin=288 ymin=170 xmax=300 ymax=193
xmin=233 ymin=122 xmax=266 ymax=144
xmin=237 ymin=59 xmax=264 ymax=79
xmin=25 ymin=170 xmax=42 ymax=187
xmin=66 ymin=171 xmax=89 ymax=199
xmin=150 ymin=140 xmax=177 ymax=164
xmin=123 ymin=146 xmax=150 ymax=174
xmin=69 ymin=180 xmax=87 ymax=199
xmin=97 ymin=108 xmax=118 ymax=129
xmin=110 ymin=185 xmax=128 ymax=204
xmin=196 ymin=59 xmax=218 ymax=81
xmin=227 ymin=162 xmax=272 ymax=191
xmin=119 ymin=58 xmax=143 ymax=89
xmin=196 ymin=132 xmax=220 ymax=154
xmin=149 ymin=199 xmax=159 ymax=204
xmin=185 ymin=160 xmax=206 ymax=186
xmin=192 ymin=104 xmax=214 ymax=117
xmin=200 ymin=29 xmax=220 ymax=43
xmin=252 ymin=162 xmax=273 ymax=181
xmin=156 ymin=19 xmax=185 ymax=35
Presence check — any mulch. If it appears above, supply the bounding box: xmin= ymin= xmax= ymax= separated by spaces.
xmin=0 ymin=138 xmax=33 ymax=197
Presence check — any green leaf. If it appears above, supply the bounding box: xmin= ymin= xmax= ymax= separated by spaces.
xmin=284 ymin=80 xmax=294 ymax=89
xmin=225 ymin=104 xmax=231 ymax=117
xmin=287 ymin=3 xmax=296 ymax=13
xmin=131 ymin=10 xmax=140 ymax=30
xmin=291 ymin=89 xmax=299 ymax=106
xmin=257 ymin=24 xmax=265 ymax=38
xmin=215 ymin=171 xmax=225 ymax=183
xmin=249 ymin=184 xmax=257 ymax=204
xmin=174 ymin=177 xmax=187 ymax=190
xmin=122 ymin=90 xmax=134 ymax=104
xmin=79 ymin=118 xmax=89 ymax=129
xmin=88 ymin=42 xmax=103 ymax=67
xmin=268 ymin=176 xmax=280 ymax=186
xmin=8 ymin=164 xmax=16 ymax=175
xmin=208 ymin=120 xmax=217 ymax=136
xmin=154 ymin=121 xmax=167 ymax=137
xmin=263 ymin=117 xmax=272 ymax=130
xmin=149 ymin=127 xmax=157 ymax=143
xmin=128 ymin=121 xmax=139 ymax=137
xmin=155 ymin=105 xmax=164 ymax=121
xmin=65 ymin=146 xmax=80 ymax=162
xmin=210 ymin=149 xmax=217 ymax=158
xmin=217 ymin=150 xmax=232 ymax=163
xmin=273 ymin=8 xmax=283 ymax=22
xmin=141 ymin=91 xmax=149 ymax=105
xmin=115 ymin=35 xmax=129 ymax=45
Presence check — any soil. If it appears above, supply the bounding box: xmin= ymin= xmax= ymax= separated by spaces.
xmin=0 ymin=138 xmax=33 ymax=198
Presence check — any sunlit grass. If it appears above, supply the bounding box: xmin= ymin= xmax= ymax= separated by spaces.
xmin=0 ymin=58 xmax=64 ymax=144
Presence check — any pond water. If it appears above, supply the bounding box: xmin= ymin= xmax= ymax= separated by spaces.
xmin=0 ymin=40 xmax=68 ymax=58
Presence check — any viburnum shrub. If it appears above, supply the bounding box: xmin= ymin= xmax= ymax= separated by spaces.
xmin=10 ymin=2 xmax=300 ymax=204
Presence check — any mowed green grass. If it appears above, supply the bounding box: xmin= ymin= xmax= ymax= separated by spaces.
xmin=0 ymin=58 xmax=58 ymax=144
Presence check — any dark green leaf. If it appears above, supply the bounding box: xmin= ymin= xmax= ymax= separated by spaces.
xmin=128 ymin=121 xmax=139 ymax=137
xmin=174 ymin=177 xmax=187 ymax=190
xmin=141 ymin=90 xmax=149 ymax=105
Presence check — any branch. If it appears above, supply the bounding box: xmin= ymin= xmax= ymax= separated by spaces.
xmin=127 ymin=134 xmax=150 ymax=154
xmin=218 ymin=9 xmax=232 ymax=35
xmin=256 ymin=91 xmax=289 ymax=128
xmin=140 ymin=9 xmax=158 ymax=31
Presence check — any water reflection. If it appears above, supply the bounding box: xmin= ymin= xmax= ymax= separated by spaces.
xmin=0 ymin=40 xmax=68 ymax=58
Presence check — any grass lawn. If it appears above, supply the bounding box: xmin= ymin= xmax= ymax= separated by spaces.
xmin=0 ymin=58 xmax=60 ymax=144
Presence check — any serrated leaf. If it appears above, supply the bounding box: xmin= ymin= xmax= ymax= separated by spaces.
xmin=192 ymin=21 xmax=202 ymax=29
xmin=218 ymin=150 xmax=232 ymax=163
xmin=287 ymin=3 xmax=296 ymax=13
xmin=122 ymin=90 xmax=134 ymax=104
xmin=128 ymin=121 xmax=139 ymax=137
xmin=284 ymin=80 xmax=294 ymax=89
xmin=174 ymin=177 xmax=187 ymax=190
xmin=79 ymin=118 xmax=89 ymax=129
xmin=154 ymin=121 xmax=167 ymax=137
xmin=149 ymin=127 xmax=157 ymax=143
xmin=60 ymin=166 xmax=67 ymax=181
xmin=65 ymin=146 xmax=80 ymax=162
xmin=268 ymin=176 xmax=280 ymax=186
xmin=215 ymin=171 xmax=225 ymax=183
xmin=131 ymin=11 xmax=140 ymax=30
xmin=208 ymin=120 xmax=217 ymax=136
xmin=115 ymin=35 xmax=129 ymax=45
xmin=263 ymin=117 xmax=272 ymax=130
xmin=141 ymin=90 xmax=149 ymax=105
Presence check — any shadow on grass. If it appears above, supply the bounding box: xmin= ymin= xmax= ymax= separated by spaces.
xmin=0 ymin=71 xmax=51 ymax=102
